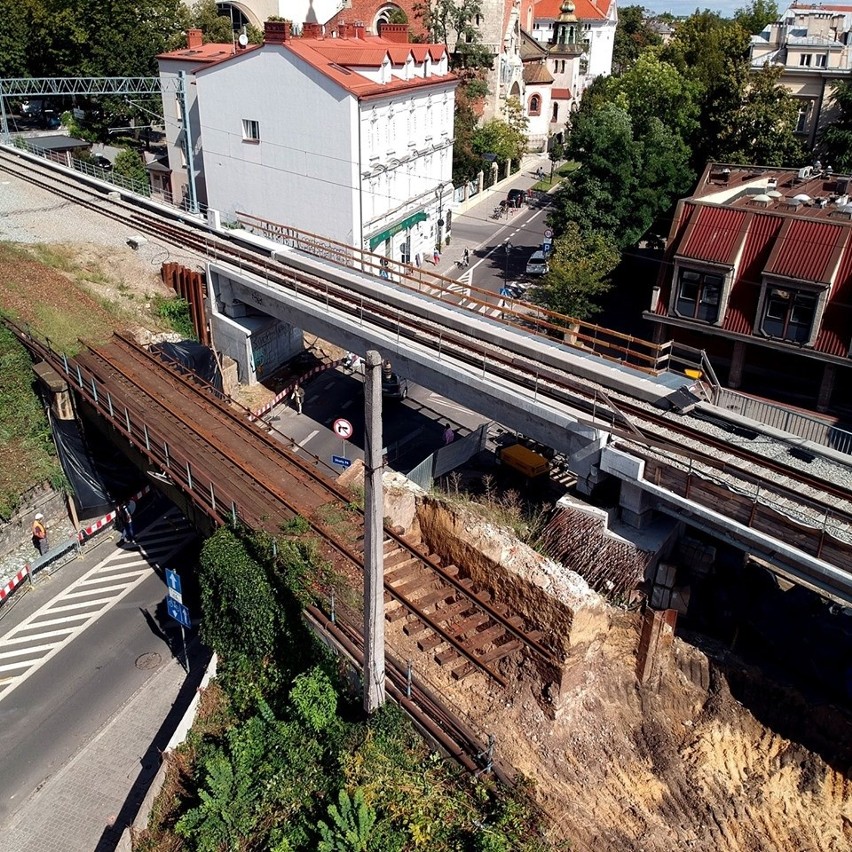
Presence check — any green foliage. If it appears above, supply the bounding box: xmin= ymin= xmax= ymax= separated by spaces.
xmin=734 ymin=0 xmax=778 ymax=34
xmin=112 ymin=148 xmax=150 ymax=193
xmin=187 ymin=0 xmax=235 ymax=44
xmin=415 ymin=0 xmax=487 ymax=66
xmin=472 ymin=116 xmax=527 ymax=168
xmin=153 ymin=295 xmax=195 ymax=339
xmin=612 ymin=5 xmax=662 ymax=74
xmin=281 ymin=514 xmax=311 ymax=535
xmin=199 ymin=528 xmax=286 ymax=664
xmin=290 ymin=667 xmax=337 ymax=733
xmin=820 ymin=81 xmax=852 ymax=172
xmin=530 ymin=222 xmax=619 ymax=320
xmin=0 ymin=324 xmax=64 ymax=519
xmin=717 ymin=63 xmax=804 ymax=165
xmin=0 ymin=0 xmax=30 ymax=77
xmin=317 ymin=788 xmax=377 ymax=851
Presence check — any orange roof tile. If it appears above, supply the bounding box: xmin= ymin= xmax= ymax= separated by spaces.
xmin=194 ymin=35 xmax=455 ymax=101
xmin=156 ymin=43 xmax=241 ymax=63
xmin=534 ymin=0 xmax=612 ymax=21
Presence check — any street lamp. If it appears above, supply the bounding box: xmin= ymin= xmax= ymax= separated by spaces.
xmin=435 ymin=183 xmax=445 ymax=250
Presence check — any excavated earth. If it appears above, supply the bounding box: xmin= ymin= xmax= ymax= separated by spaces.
xmin=366 ymin=470 xmax=852 ymax=852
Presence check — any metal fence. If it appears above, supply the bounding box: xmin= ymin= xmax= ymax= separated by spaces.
xmin=713 ymin=388 xmax=852 ymax=455
xmin=407 ymin=424 xmax=490 ymax=491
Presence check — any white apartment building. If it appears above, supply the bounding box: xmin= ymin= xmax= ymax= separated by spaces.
xmin=161 ymin=22 xmax=456 ymax=262
xmin=751 ymin=4 xmax=852 ymax=148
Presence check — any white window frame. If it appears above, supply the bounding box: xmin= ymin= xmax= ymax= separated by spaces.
xmin=242 ymin=119 xmax=260 ymax=142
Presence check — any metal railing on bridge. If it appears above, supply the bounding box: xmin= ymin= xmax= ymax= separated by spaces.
xmin=235 ymin=212 xmax=706 ymax=381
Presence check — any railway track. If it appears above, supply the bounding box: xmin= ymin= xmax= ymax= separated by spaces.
xmin=12 ymin=322 xmax=561 ymax=688
xmin=4 ymin=148 xmax=851 ymax=548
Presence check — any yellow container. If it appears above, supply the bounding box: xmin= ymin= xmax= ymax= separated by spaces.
xmin=497 ymin=444 xmax=550 ymax=478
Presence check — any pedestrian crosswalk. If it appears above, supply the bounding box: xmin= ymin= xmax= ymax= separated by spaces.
xmin=0 ymin=509 xmax=194 ymax=702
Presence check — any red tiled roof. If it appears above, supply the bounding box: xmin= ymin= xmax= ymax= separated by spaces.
xmin=157 ymin=42 xmax=241 ymax=63
xmin=534 ymin=0 xmax=613 ymax=21
xmin=677 ymin=205 xmax=747 ymax=266
xmin=551 ymin=87 xmax=572 ymax=99
xmin=815 ymin=232 xmax=852 ymax=356
xmin=764 ymin=218 xmax=847 ymax=285
xmin=194 ymin=35 xmax=455 ymax=100
xmin=721 ymin=211 xmax=783 ymax=336
xmin=655 ymin=201 xmax=697 ymax=316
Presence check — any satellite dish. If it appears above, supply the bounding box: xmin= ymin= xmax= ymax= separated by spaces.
xmin=238 ymin=32 xmax=249 ymax=47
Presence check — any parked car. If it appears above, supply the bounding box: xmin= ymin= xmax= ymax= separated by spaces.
xmin=91 ymin=153 xmax=113 ymax=171
xmin=525 ymin=250 xmax=549 ymax=276
xmin=507 ymin=188 xmax=526 ymax=208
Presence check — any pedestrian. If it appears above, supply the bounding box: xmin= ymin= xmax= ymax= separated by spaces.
xmin=433 ymin=246 xmax=441 ymax=265
xmin=118 ymin=499 xmax=136 ymax=545
xmin=462 ymin=247 xmax=470 ymax=268
xmin=291 ymin=385 xmax=305 ymax=414
xmin=442 ymin=423 xmax=455 ymax=445
xmin=414 ymin=252 xmax=422 ymax=268
xmin=31 ymin=512 xmax=48 ymax=556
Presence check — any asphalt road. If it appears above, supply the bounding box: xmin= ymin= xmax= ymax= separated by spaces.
xmin=0 ymin=509 xmax=197 ymax=828
xmin=265 ymin=368 xmax=492 ymax=475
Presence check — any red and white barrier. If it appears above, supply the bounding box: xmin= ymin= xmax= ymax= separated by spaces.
xmin=78 ymin=485 xmax=151 ymax=541
xmin=249 ymin=359 xmax=344 ymax=421
xmin=0 ymin=566 xmax=30 ymax=603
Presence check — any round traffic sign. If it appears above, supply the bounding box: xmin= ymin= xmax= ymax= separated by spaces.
xmin=544 ymin=228 xmax=553 ymax=238
xmin=333 ymin=418 xmax=354 ymax=440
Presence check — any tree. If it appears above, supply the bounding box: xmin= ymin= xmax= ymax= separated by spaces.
xmin=612 ymin=5 xmax=661 ymax=74
xmin=186 ymin=0 xmax=234 ymax=44
xmin=414 ymin=0 xmax=491 ymax=68
xmin=0 ymin=0 xmax=31 ymax=78
xmin=718 ymin=63 xmax=804 ymax=165
xmin=472 ymin=114 xmax=527 ymax=167
xmin=112 ymin=148 xmax=151 ymax=193
xmin=735 ymin=0 xmax=778 ymax=35
xmin=819 ymin=81 xmax=852 ymax=172
xmin=530 ymin=222 xmax=619 ymax=320
xmin=611 ymin=51 xmax=700 ymax=140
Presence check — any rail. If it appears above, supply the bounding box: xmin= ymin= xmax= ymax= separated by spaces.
xmin=235 ymin=212 xmax=705 ymax=379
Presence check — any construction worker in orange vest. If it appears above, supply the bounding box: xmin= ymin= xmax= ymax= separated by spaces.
xmin=32 ymin=512 xmax=48 ymax=555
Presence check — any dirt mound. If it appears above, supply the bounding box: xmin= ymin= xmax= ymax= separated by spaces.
xmin=401 ymin=495 xmax=852 ymax=852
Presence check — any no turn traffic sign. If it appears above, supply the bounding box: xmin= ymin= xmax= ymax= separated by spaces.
xmin=333 ymin=418 xmax=354 ymax=440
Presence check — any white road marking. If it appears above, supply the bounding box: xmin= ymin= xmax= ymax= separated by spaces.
xmin=0 ymin=511 xmax=194 ymax=701
xmin=299 ymin=429 xmax=318 ymax=447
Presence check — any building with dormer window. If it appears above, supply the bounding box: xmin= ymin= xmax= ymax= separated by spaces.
xmin=162 ymin=21 xmax=456 ymax=263
xmin=646 ymin=162 xmax=852 ymax=412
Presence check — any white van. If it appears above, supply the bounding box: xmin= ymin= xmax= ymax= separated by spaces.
xmin=525 ymin=250 xmax=549 ymax=276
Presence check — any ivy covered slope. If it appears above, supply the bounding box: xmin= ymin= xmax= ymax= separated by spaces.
xmin=0 ymin=325 xmax=64 ymax=520
xmin=136 ymin=527 xmax=566 ymax=852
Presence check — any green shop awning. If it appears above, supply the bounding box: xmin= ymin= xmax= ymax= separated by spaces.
xmin=368 ymin=210 xmax=428 ymax=250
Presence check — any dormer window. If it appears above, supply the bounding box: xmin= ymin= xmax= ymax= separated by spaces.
xmin=761 ymin=287 xmax=817 ymax=342
xmin=675 ymin=269 xmax=723 ymax=322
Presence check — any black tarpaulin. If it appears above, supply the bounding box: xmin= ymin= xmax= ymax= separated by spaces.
xmin=151 ymin=340 xmax=222 ymax=391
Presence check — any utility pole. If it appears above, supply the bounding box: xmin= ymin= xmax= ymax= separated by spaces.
xmin=363 ymin=349 xmax=386 ymax=713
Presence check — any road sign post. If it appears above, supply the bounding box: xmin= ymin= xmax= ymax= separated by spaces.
xmin=333 ymin=417 xmax=353 ymax=462
xmin=165 ymin=568 xmax=190 ymax=673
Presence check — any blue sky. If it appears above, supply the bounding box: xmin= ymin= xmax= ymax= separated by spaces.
xmin=644 ymin=1 xmax=746 ymax=16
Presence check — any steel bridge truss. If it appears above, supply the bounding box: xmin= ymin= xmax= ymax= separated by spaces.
xmin=0 ymin=74 xmax=198 ymax=213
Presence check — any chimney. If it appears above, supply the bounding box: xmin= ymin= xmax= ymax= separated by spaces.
xmin=187 ymin=28 xmax=203 ymax=49
xmin=302 ymin=22 xmax=322 ymax=38
xmin=338 ymin=22 xmax=356 ymax=39
xmin=379 ymin=22 xmax=409 ymax=43
xmin=354 ymin=21 xmax=366 ymax=39
xmin=264 ymin=19 xmax=292 ymax=44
